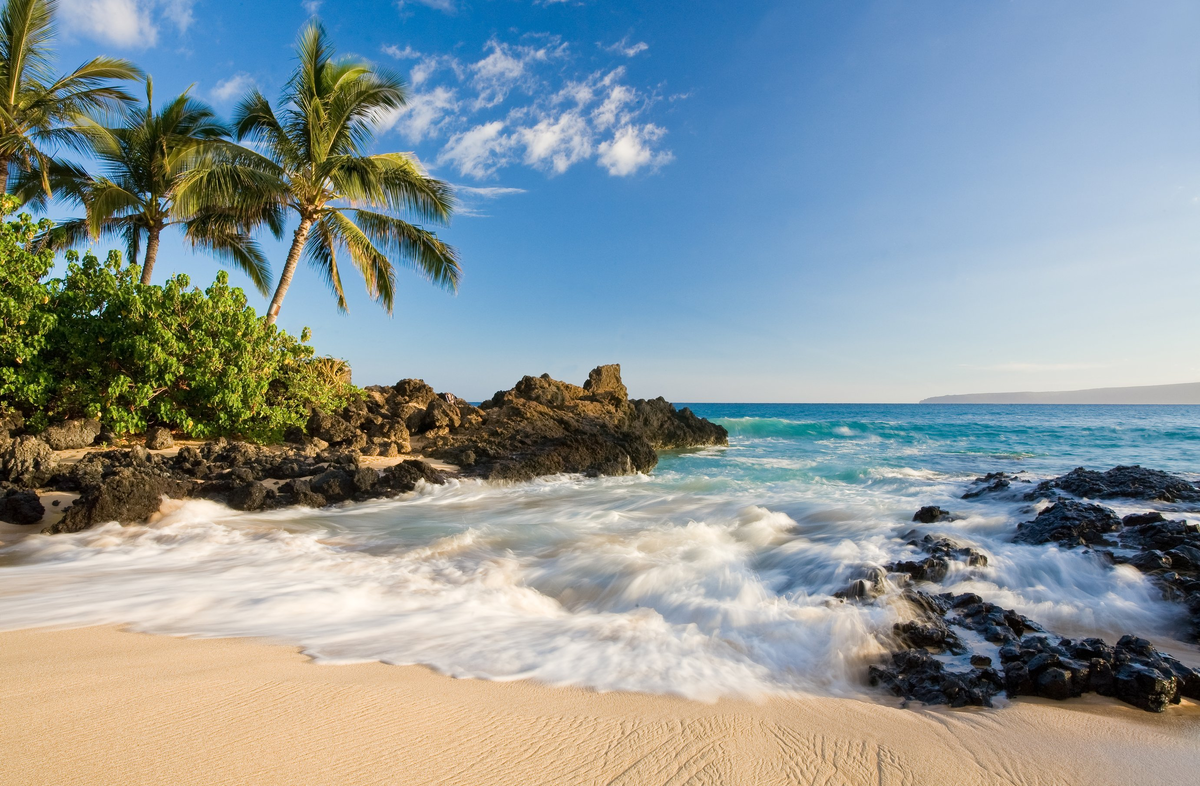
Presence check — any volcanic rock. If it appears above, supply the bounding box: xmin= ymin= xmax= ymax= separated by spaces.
xmin=1 ymin=490 xmax=44 ymax=525
xmin=144 ymin=426 xmax=174 ymax=450
xmin=1013 ymin=499 xmax=1121 ymax=546
xmin=40 ymin=418 xmax=101 ymax=450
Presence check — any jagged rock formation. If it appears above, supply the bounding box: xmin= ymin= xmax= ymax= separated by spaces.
xmin=366 ymin=364 xmax=728 ymax=482
xmin=2 ymin=364 xmax=726 ymax=532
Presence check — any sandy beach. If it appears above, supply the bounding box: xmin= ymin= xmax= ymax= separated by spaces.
xmin=2 ymin=626 xmax=1198 ymax=786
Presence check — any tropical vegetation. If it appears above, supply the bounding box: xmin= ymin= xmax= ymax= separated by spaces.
xmin=0 ymin=0 xmax=461 ymax=439
xmin=234 ymin=22 xmax=459 ymax=324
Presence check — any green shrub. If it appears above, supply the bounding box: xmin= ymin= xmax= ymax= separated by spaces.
xmin=0 ymin=203 xmax=359 ymax=440
xmin=0 ymin=196 xmax=57 ymax=412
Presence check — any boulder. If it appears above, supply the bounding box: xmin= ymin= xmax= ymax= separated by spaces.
xmin=0 ymin=435 xmax=58 ymax=487
xmin=145 ymin=426 xmax=174 ymax=450
xmin=40 ymin=418 xmax=102 ymax=450
xmin=1 ymin=490 xmax=44 ymax=525
xmin=392 ymin=379 xmax=437 ymax=408
xmin=1029 ymin=466 xmax=1200 ymax=503
xmin=306 ymin=410 xmax=357 ymax=444
xmin=379 ymin=460 xmax=447 ymax=493
xmin=1013 ymin=500 xmax=1121 ymax=546
xmin=50 ymin=469 xmax=195 ymax=533
xmin=420 ymin=398 xmax=461 ymax=432
xmin=227 ymin=481 xmax=273 ymax=512
xmin=912 ymin=506 xmax=954 ymax=524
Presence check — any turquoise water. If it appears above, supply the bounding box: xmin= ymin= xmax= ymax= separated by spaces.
xmin=1 ymin=404 xmax=1197 ymax=700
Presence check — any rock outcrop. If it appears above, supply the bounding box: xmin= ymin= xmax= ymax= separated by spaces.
xmin=360 ymin=364 xmax=727 ymax=482
xmin=870 ymin=590 xmax=1200 ymax=712
xmin=1028 ymin=465 xmax=1200 ymax=503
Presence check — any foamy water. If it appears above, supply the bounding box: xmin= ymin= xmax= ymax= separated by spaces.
xmin=1 ymin=404 xmax=1198 ymax=700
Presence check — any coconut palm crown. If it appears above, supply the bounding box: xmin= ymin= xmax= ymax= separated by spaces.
xmin=233 ymin=20 xmax=459 ymax=324
xmin=0 ymin=0 xmax=141 ymax=195
xmin=37 ymin=78 xmax=282 ymax=290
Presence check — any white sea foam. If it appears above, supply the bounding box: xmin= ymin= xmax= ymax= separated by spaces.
xmin=2 ymin=406 xmax=1198 ymax=700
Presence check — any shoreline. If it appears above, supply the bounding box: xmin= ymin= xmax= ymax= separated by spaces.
xmin=3 ymin=625 xmax=1200 ymax=785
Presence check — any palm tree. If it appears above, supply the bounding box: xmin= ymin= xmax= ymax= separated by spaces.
xmin=38 ymin=79 xmax=281 ymax=290
xmin=0 ymin=0 xmax=140 ymax=195
xmin=232 ymin=20 xmax=459 ymax=324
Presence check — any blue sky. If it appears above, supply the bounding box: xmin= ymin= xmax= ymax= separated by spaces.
xmin=46 ymin=0 xmax=1200 ymax=401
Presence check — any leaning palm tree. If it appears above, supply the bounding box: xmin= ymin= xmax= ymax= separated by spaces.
xmin=38 ymin=79 xmax=281 ymax=290
xmin=0 ymin=0 xmax=141 ymax=195
xmin=233 ymin=20 xmax=459 ymax=324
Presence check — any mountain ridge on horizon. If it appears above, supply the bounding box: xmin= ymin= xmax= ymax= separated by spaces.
xmin=921 ymin=381 xmax=1200 ymax=405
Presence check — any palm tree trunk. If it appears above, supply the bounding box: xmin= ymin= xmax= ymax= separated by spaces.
xmin=141 ymin=225 xmax=162 ymax=285
xmin=0 ymin=156 xmax=9 ymax=195
xmin=265 ymin=217 xmax=314 ymax=325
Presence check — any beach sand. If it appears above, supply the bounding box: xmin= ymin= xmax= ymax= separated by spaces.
xmin=2 ymin=627 xmax=1198 ymax=785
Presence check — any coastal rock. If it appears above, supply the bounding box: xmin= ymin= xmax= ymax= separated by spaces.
xmin=0 ymin=412 xmax=24 ymax=439
xmin=582 ymin=364 xmax=628 ymax=405
xmin=887 ymin=534 xmax=988 ymax=584
xmin=379 ymin=460 xmax=447 ymax=493
xmin=912 ymin=506 xmax=954 ymax=524
xmin=1 ymin=489 xmax=44 ymax=525
xmin=50 ymin=469 xmax=195 ymax=533
xmin=1013 ymin=499 xmax=1121 ymax=546
xmin=226 ymin=481 xmax=273 ymax=512
xmin=1028 ymin=466 xmax=1200 ymax=503
xmin=1 ymin=435 xmax=58 ymax=486
xmin=869 ymin=587 xmax=1199 ymax=712
xmin=307 ymin=410 xmax=358 ymax=445
xmin=145 ymin=426 xmax=174 ymax=450
xmin=421 ymin=365 xmax=725 ymax=482
xmin=40 ymin=418 xmax=101 ymax=450
xmin=391 ymin=379 xmax=437 ymax=409
xmin=869 ymin=649 xmax=1003 ymax=708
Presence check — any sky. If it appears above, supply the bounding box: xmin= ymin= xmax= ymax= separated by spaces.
xmin=42 ymin=0 xmax=1200 ymax=402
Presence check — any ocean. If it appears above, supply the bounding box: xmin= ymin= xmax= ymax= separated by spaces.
xmin=2 ymin=404 xmax=1198 ymax=701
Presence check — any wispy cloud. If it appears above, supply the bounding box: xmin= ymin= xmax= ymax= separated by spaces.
xmin=438 ymin=121 xmax=514 ymax=179
xmin=302 ymin=0 xmax=322 ymax=15
xmin=210 ymin=73 xmax=255 ymax=104
xmin=454 ymin=185 xmax=527 ymax=217
xmin=377 ymin=86 xmax=459 ymax=142
xmin=601 ymin=36 xmax=649 ymax=57
xmin=60 ymin=0 xmax=194 ymax=48
xmin=378 ymin=34 xmax=674 ymax=180
xmin=398 ymin=0 xmax=456 ymax=12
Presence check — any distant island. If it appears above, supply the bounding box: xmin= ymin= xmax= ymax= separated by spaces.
xmin=920 ymin=381 xmax=1200 ymax=405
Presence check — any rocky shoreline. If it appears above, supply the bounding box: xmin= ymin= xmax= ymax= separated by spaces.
xmin=867 ymin=465 xmax=1200 ymax=713
xmin=0 ymin=365 xmax=727 ymax=533
xmin=4 ymin=379 xmax=1200 ymax=715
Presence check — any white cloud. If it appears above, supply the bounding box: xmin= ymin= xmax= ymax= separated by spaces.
xmin=597 ymin=124 xmax=673 ymax=176
xmin=302 ymin=0 xmax=322 ymax=14
xmin=601 ymin=36 xmax=649 ymax=57
xmin=518 ymin=111 xmax=591 ymax=174
xmin=454 ymin=185 xmax=527 ymax=217
xmin=438 ymin=122 xmax=513 ymax=178
xmin=383 ymin=44 xmax=422 ymax=59
xmin=210 ymin=73 xmax=255 ymax=104
xmin=471 ymin=38 xmax=564 ymax=109
xmin=398 ymin=0 xmax=456 ymax=12
xmin=376 ymin=34 xmax=673 ymax=180
xmin=160 ymin=0 xmax=193 ymax=31
xmin=377 ymin=87 xmax=459 ymax=143
xmin=592 ymin=84 xmax=637 ymax=130
xmin=59 ymin=0 xmax=194 ymax=47
xmin=457 ymin=186 xmax=527 ymax=198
